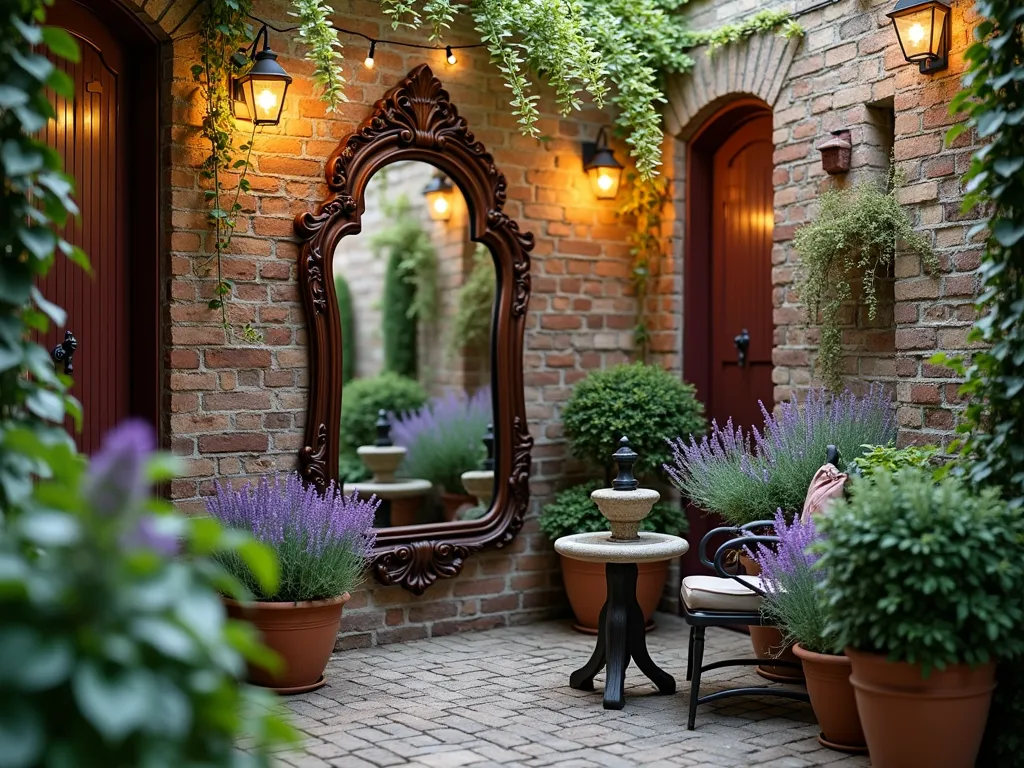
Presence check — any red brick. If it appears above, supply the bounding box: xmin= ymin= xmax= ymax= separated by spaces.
xmin=198 ymin=433 xmax=268 ymax=453
xmin=204 ymin=348 xmax=273 ymax=369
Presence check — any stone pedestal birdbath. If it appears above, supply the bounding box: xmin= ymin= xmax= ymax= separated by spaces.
xmin=344 ymin=410 xmax=431 ymax=527
xmin=460 ymin=424 xmax=495 ymax=511
xmin=555 ymin=437 xmax=689 ymax=710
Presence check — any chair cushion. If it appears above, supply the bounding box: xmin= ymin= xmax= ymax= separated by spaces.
xmin=681 ymin=575 xmax=763 ymax=613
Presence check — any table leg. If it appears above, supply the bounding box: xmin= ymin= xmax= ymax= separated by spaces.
xmin=569 ymin=604 xmax=607 ymax=692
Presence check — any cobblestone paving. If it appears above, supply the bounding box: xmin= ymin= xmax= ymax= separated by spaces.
xmin=278 ymin=614 xmax=871 ymax=768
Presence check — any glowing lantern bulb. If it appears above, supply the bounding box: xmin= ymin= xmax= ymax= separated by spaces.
xmin=255 ymin=88 xmax=277 ymax=116
xmin=432 ymin=195 xmax=450 ymax=217
xmin=908 ymin=22 xmax=926 ymax=45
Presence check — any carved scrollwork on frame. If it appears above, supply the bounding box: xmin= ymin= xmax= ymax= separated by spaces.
xmin=293 ymin=65 xmax=533 ymax=595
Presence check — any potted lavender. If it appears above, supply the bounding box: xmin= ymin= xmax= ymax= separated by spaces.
xmin=753 ymin=511 xmax=866 ymax=754
xmin=207 ymin=473 xmax=378 ymax=693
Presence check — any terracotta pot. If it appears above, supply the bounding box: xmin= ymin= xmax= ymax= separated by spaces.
xmin=560 ymin=555 xmax=668 ymax=633
xmin=749 ymin=624 xmax=804 ymax=682
xmin=389 ymin=497 xmax=420 ymax=527
xmin=847 ymin=648 xmax=995 ymax=768
xmin=792 ymin=644 xmax=866 ymax=753
xmin=440 ymin=491 xmax=475 ymax=522
xmin=224 ymin=593 xmax=350 ymax=694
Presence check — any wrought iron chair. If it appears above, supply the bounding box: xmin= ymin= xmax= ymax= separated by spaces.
xmin=679 ymin=445 xmax=845 ymax=730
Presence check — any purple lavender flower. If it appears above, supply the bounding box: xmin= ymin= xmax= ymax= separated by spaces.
xmin=84 ymin=419 xmax=155 ymax=516
xmin=753 ymin=509 xmax=820 ymax=592
xmin=121 ymin=515 xmax=181 ymax=557
xmin=207 ymin=473 xmax=379 ymax=601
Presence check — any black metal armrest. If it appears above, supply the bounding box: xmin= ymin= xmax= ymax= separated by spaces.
xmin=711 ymin=534 xmax=780 ymax=597
xmin=697 ymin=525 xmax=742 ymax=570
xmin=740 ymin=519 xmax=775 ymax=533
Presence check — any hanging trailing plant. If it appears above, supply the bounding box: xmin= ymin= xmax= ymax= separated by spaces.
xmin=370 ymin=194 xmax=439 ymax=325
xmin=291 ymin=0 xmax=346 ymax=112
xmin=794 ymin=167 xmax=937 ymax=391
xmin=192 ymin=0 xmax=262 ymax=343
xmin=449 ymin=244 xmax=496 ymax=353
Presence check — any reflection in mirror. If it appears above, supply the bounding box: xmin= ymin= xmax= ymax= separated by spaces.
xmin=332 ymin=160 xmax=497 ymax=529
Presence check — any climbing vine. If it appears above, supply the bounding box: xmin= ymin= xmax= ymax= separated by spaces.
xmin=619 ymin=174 xmax=670 ymax=361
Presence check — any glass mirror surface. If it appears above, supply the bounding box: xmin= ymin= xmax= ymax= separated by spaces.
xmin=332 ymin=161 xmax=497 ymax=529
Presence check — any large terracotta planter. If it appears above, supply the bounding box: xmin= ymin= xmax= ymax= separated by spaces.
xmin=224 ymin=593 xmax=350 ymax=694
xmin=792 ymin=644 xmax=866 ymax=753
xmin=739 ymin=553 xmax=804 ymax=682
xmin=440 ymin=491 xmax=476 ymax=522
xmin=560 ymin=554 xmax=668 ymax=634
xmin=847 ymin=648 xmax=995 ymax=768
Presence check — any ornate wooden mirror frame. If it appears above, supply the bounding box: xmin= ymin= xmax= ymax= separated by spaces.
xmin=293 ymin=64 xmax=534 ymax=595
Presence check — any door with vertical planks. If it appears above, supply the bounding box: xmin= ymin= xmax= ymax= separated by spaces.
xmin=38 ymin=0 xmax=130 ymax=454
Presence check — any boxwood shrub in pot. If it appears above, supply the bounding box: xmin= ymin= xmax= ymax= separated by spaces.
xmin=815 ymin=469 xmax=1024 ymax=767
xmin=540 ymin=481 xmax=687 ymax=632
xmin=208 ymin=474 xmax=379 ymax=693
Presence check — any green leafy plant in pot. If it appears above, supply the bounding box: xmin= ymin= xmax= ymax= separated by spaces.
xmin=208 ymin=474 xmax=379 ymax=693
xmin=752 ymin=510 xmax=865 ymax=754
xmin=815 ymin=469 xmax=1024 ymax=768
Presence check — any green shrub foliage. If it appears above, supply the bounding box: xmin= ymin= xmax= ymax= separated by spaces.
xmin=340 ymin=372 xmax=428 ymax=455
xmin=382 ymin=247 xmax=418 ymax=378
xmin=448 ymin=245 xmax=495 ymax=353
xmin=539 ymin=481 xmax=687 ymax=541
xmin=335 ymin=274 xmax=356 ymax=385
xmin=815 ymin=470 xmax=1024 ymax=674
xmin=850 ymin=443 xmax=939 ymax=478
xmin=562 ymin=363 xmax=705 ymax=479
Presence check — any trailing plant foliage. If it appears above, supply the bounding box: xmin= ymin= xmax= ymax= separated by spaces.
xmin=794 ymin=168 xmax=936 ymax=391
xmin=815 ymin=469 xmax=1024 ymax=674
xmin=0 ymin=0 xmax=84 ymax=512
xmin=539 ymin=481 xmax=687 ymax=541
xmin=340 ymin=372 xmax=428 ymax=455
xmin=619 ymin=174 xmax=669 ymax=357
xmin=208 ymin=473 xmax=377 ymax=602
xmin=391 ymin=387 xmax=491 ymax=494
xmin=449 ymin=244 xmax=495 ymax=353
xmin=382 ymin=247 xmax=418 ymax=377
xmin=562 ymin=362 xmax=706 ymax=480
xmin=1 ymin=420 xmax=298 ymax=765
xmin=193 ymin=0 xmax=261 ymax=343
xmin=680 ymin=8 xmax=801 ymax=51
xmin=666 ymin=387 xmax=895 ymax=526
xmin=335 ymin=274 xmax=356 ymax=384
xmin=291 ymin=0 xmax=345 ymax=112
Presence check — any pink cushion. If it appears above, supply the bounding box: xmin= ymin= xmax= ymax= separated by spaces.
xmin=800 ymin=464 xmax=848 ymax=523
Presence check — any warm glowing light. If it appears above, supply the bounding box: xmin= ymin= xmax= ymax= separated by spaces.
xmin=365 ymin=41 xmax=376 ymax=69
xmin=446 ymin=45 xmax=457 ymax=65
xmin=907 ymin=22 xmax=926 ymax=46
xmin=887 ymin=0 xmax=950 ymax=72
xmin=432 ymin=195 xmax=450 ymax=217
xmin=255 ymin=88 xmax=277 ymax=115
xmin=423 ymin=173 xmax=455 ymax=222
xmin=596 ymin=171 xmax=615 ymax=192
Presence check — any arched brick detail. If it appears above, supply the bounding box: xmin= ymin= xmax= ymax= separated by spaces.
xmin=663 ymin=34 xmax=801 ymax=139
xmin=113 ymin=0 xmax=199 ymax=39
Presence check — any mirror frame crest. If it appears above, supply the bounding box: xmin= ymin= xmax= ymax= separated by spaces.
xmin=294 ymin=64 xmax=534 ymax=595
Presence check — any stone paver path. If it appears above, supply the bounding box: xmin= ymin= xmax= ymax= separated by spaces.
xmin=279 ymin=614 xmax=870 ymax=768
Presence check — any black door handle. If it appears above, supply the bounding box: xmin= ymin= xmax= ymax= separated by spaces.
xmin=52 ymin=330 xmax=77 ymax=375
xmin=734 ymin=329 xmax=749 ymax=368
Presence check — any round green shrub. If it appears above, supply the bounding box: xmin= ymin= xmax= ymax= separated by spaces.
xmin=539 ymin=481 xmax=687 ymax=541
xmin=382 ymin=246 xmax=418 ymax=378
xmin=816 ymin=469 xmax=1024 ymax=672
xmin=562 ymin=362 xmax=706 ymax=479
xmin=340 ymin=372 xmax=428 ymax=454
xmin=335 ymin=273 xmax=356 ymax=385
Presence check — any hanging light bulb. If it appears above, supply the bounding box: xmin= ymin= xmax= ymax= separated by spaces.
xmin=446 ymin=45 xmax=457 ymax=65
xmin=364 ymin=40 xmax=376 ymax=69
xmin=423 ymin=172 xmax=455 ymax=222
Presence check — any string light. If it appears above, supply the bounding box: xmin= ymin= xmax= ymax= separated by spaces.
xmin=364 ymin=40 xmax=376 ymax=69
xmin=446 ymin=45 xmax=457 ymax=65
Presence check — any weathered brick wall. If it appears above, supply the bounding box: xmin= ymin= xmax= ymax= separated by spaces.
xmin=664 ymin=0 xmax=983 ymax=447
xmin=143 ymin=0 xmax=640 ymax=645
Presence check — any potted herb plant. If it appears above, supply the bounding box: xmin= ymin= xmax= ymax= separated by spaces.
xmin=753 ymin=510 xmax=866 ymax=754
xmin=392 ymin=387 xmax=491 ymax=521
xmin=208 ymin=473 xmax=379 ymax=693
xmin=665 ymin=386 xmax=896 ymax=679
xmin=816 ymin=469 xmax=1024 ymax=767
xmin=553 ymin=363 xmax=704 ymax=631
xmin=540 ymin=481 xmax=687 ymax=632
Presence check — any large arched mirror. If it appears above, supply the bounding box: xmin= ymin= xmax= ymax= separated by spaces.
xmin=294 ymin=65 xmax=533 ymax=594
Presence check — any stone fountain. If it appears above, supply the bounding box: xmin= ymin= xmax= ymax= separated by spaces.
xmin=555 ymin=436 xmax=689 ymax=710
xmin=343 ymin=410 xmax=431 ymax=527
xmin=460 ymin=423 xmax=495 ymax=510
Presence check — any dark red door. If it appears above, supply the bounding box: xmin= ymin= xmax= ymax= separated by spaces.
xmin=38 ymin=0 xmax=130 ymax=454
xmin=708 ymin=114 xmax=775 ymax=428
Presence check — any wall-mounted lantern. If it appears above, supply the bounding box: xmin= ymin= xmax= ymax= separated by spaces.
xmin=232 ymin=24 xmax=293 ymax=126
xmin=582 ymin=126 xmax=624 ymax=200
xmin=423 ymin=172 xmax=455 ymax=221
xmin=886 ymin=0 xmax=951 ymax=74
xmin=817 ymin=129 xmax=852 ymax=175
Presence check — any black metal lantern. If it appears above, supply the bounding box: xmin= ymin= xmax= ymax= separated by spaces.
xmin=233 ymin=25 xmax=292 ymax=126
xmin=422 ymin=172 xmax=455 ymax=221
xmin=887 ymin=0 xmax=951 ymax=74
xmin=582 ymin=126 xmax=624 ymax=200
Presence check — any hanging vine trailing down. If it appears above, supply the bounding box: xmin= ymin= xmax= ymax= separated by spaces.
xmin=794 ymin=165 xmax=937 ymax=392
xmin=193 ymin=0 xmax=262 ymax=343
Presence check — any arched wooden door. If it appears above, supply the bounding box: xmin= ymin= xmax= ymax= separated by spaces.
xmin=38 ymin=0 xmax=160 ymax=453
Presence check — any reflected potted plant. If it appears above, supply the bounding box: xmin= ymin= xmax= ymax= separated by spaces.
xmin=540 ymin=481 xmax=686 ymax=632
xmin=816 ymin=470 xmax=1024 ymax=768
xmin=752 ymin=510 xmax=866 ymax=754
xmin=208 ymin=473 xmax=378 ymax=693
xmin=666 ymin=386 xmax=895 ymax=680
xmin=392 ymin=387 xmax=491 ymax=521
